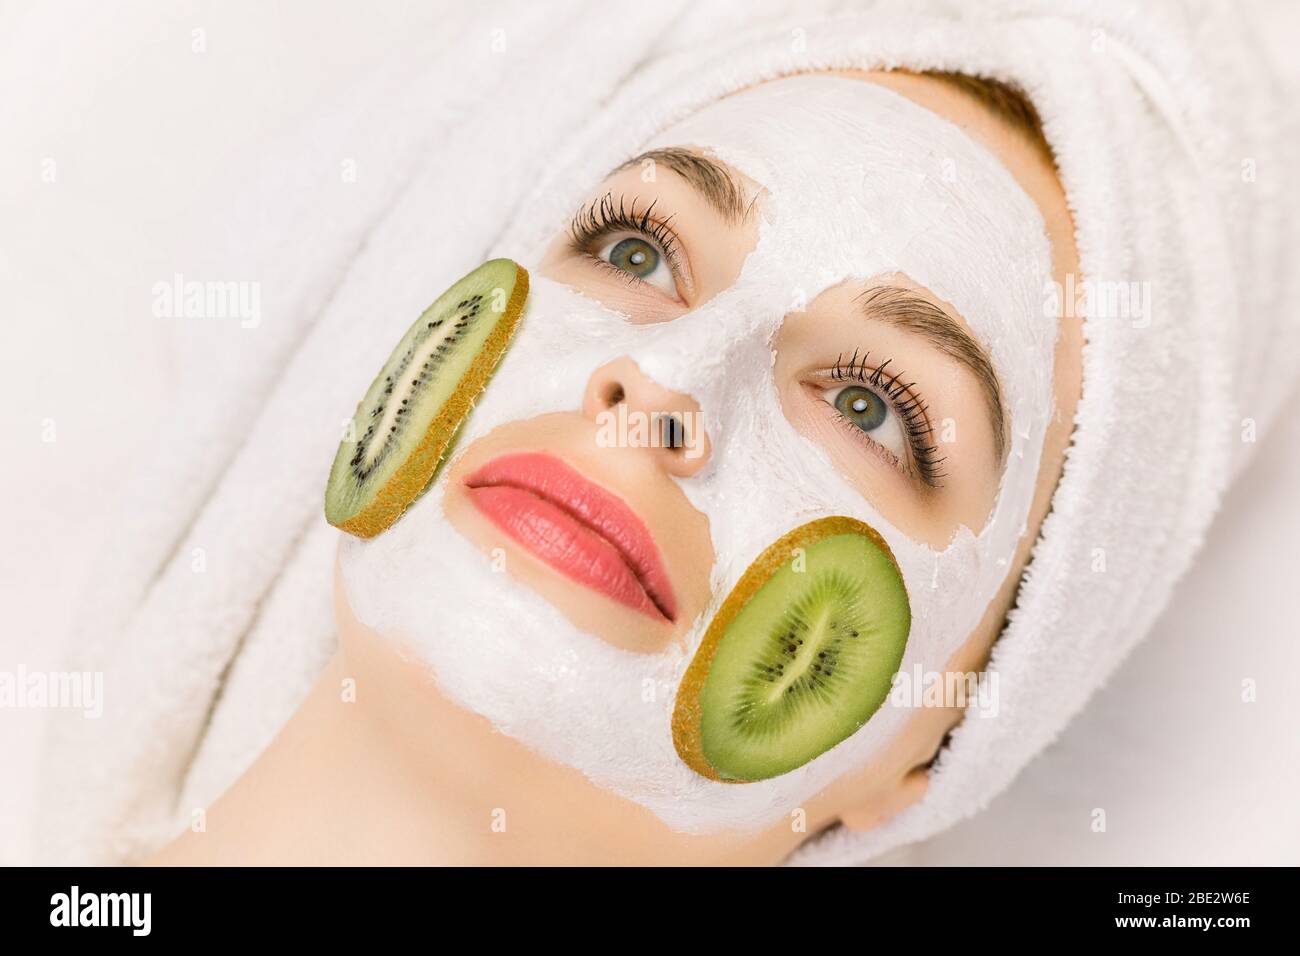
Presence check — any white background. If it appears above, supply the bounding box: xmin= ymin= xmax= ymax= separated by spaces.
xmin=2 ymin=0 xmax=1297 ymax=865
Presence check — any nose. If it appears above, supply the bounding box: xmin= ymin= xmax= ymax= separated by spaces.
xmin=582 ymin=357 xmax=712 ymax=477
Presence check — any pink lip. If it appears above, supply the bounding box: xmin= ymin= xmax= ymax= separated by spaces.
xmin=463 ymin=453 xmax=678 ymax=622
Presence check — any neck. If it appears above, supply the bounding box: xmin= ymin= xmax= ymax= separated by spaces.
xmin=149 ymin=652 xmax=805 ymax=865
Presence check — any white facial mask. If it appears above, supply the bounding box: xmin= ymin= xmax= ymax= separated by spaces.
xmin=341 ymin=75 xmax=1056 ymax=832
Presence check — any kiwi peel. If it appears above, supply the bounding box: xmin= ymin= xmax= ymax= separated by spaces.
xmin=672 ymin=516 xmax=911 ymax=783
xmin=325 ymin=258 xmax=528 ymax=538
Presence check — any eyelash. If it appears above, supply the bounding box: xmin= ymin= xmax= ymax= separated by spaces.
xmin=568 ymin=192 xmax=686 ymax=292
xmin=830 ymin=350 xmax=947 ymax=487
xmin=568 ymin=197 xmax=944 ymax=487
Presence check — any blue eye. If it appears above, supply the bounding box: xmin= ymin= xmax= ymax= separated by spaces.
xmin=608 ymin=237 xmax=659 ymax=277
xmin=821 ymin=383 xmax=908 ymax=463
xmin=595 ymin=233 xmax=677 ymax=296
xmin=833 ymin=385 xmax=887 ymax=431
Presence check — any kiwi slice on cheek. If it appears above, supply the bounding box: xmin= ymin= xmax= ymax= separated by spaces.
xmin=672 ymin=516 xmax=911 ymax=783
xmin=325 ymin=258 xmax=528 ymax=538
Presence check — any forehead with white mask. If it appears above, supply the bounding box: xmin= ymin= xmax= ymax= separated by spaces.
xmin=339 ymin=74 xmax=1057 ymax=832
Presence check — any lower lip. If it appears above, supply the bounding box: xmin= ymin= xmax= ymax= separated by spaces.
xmin=464 ymin=483 xmax=668 ymax=621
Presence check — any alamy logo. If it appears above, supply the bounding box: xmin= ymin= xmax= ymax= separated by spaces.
xmin=49 ymin=886 xmax=151 ymax=936
xmin=0 ymin=666 xmax=102 ymax=718
xmin=1043 ymin=274 xmax=1152 ymax=328
xmin=152 ymin=273 xmax=261 ymax=328
xmin=594 ymin=405 xmax=706 ymax=460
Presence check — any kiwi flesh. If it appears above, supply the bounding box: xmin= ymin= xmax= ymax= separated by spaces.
xmin=672 ymin=516 xmax=911 ymax=783
xmin=325 ymin=258 xmax=528 ymax=538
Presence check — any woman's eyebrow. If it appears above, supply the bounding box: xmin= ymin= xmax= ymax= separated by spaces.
xmin=611 ymin=147 xmax=750 ymax=224
xmin=855 ymin=286 xmax=1007 ymax=462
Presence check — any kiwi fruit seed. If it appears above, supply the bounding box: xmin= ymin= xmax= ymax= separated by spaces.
xmin=672 ymin=516 xmax=911 ymax=783
xmin=325 ymin=258 xmax=528 ymax=538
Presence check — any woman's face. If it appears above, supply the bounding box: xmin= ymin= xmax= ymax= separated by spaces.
xmin=337 ymin=70 xmax=1082 ymax=848
xmin=538 ymin=166 xmax=1006 ymax=550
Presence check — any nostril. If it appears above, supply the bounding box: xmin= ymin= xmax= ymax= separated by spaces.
xmin=659 ymin=413 xmax=686 ymax=450
xmin=603 ymin=382 xmax=625 ymax=408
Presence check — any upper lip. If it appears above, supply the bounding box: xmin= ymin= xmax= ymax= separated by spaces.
xmin=464 ymin=452 xmax=678 ymax=621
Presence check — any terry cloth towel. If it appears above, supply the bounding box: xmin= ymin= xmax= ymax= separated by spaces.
xmin=38 ymin=0 xmax=1300 ymax=865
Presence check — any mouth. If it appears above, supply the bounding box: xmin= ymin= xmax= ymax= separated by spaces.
xmin=463 ymin=452 xmax=678 ymax=622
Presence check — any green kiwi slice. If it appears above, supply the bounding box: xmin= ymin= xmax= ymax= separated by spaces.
xmin=673 ymin=516 xmax=911 ymax=782
xmin=325 ymin=258 xmax=528 ymax=538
